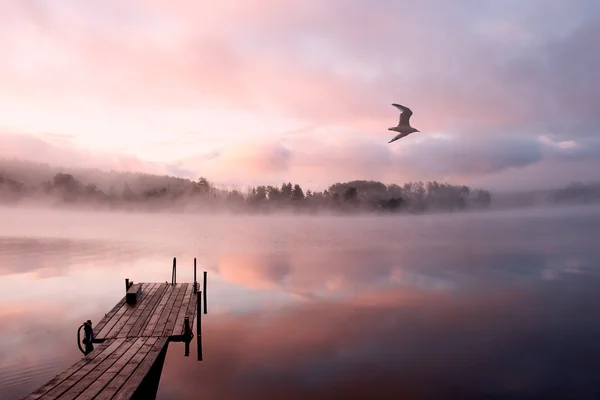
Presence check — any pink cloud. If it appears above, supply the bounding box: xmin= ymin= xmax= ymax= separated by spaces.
xmin=1 ymin=0 xmax=599 ymax=189
xmin=0 ymin=132 xmax=165 ymax=175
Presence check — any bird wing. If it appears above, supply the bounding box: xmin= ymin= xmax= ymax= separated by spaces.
xmin=392 ymin=103 xmax=413 ymax=125
xmin=388 ymin=131 xmax=413 ymax=143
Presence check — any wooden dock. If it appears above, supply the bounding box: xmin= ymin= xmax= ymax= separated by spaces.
xmin=23 ymin=259 xmax=206 ymax=400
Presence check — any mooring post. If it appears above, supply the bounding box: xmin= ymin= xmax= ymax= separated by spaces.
xmin=203 ymin=271 xmax=207 ymax=314
xmin=172 ymin=257 xmax=176 ymax=285
xmin=193 ymin=258 xmax=197 ymax=293
xmin=125 ymin=278 xmax=129 ymax=292
xmin=197 ymin=290 xmax=203 ymax=361
xmin=82 ymin=320 xmax=94 ymax=355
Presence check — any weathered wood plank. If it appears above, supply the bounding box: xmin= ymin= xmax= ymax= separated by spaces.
xmin=152 ymin=284 xmax=182 ymax=336
xmin=90 ymin=340 xmax=156 ymax=400
xmin=141 ymin=284 xmax=176 ymax=337
xmin=22 ymin=340 xmax=116 ymax=400
xmin=111 ymin=337 xmax=169 ymax=400
xmin=105 ymin=283 xmax=153 ymax=339
xmin=92 ymin=337 xmax=159 ymax=400
xmin=54 ymin=338 xmax=137 ymax=400
xmin=172 ymin=283 xmax=194 ymax=336
xmin=160 ymin=283 xmax=188 ymax=337
xmin=185 ymin=291 xmax=198 ymax=332
xmin=105 ymin=283 xmax=155 ymax=339
xmin=93 ymin=298 xmax=126 ymax=337
xmin=94 ymin=298 xmax=131 ymax=340
xmin=119 ymin=283 xmax=161 ymax=338
xmin=128 ymin=283 xmax=168 ymax=338
xmin=72 ymin=337 xmax=148 ymax=400
xmin=37 ymin=338 xmax=128 ymax=400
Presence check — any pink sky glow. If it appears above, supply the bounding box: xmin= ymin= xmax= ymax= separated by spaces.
xmin=1 ymin=0 xmax=599 ymax=191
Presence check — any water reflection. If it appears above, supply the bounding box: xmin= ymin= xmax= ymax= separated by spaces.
xmin=159 ymin=279 xmax=600 ymax=399
xmin=1 ymin=206 xmax=600 ymax=399
xmin=214 ymin=245 xmax=600 ymax=300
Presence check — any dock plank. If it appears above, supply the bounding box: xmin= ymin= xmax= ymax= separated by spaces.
xmin=172 ymin=283 xmax=194 ymax=336
xmin=94 ymin=281 xmax=152 ymax=340
xmin=118 ymin=283 xmax=160 ymax=338
xmin=105 ymin=283 xmax=155 ymax=339
xmin=92 ymin=337 xmax=159 ymax=400
xmin=159 ymin=283 xmax=189 ymax=336
xmin=185 ymin=291 xmax=198 ymax=332
xmin=141 ymin=284 xmax=176 ymax=337
xmin=155 ymin=283 xmax=186 ymax=337
xmin=72 ymin=337 xmax=148 ymax=400
xmin=93 ymin=298 xmax=126 ymax=337
xmin=128 ymin=283 xmax=168 ymax=338
xmin=94 ymin=299 xmax=131 ymax=340
xmin=37 ymin=338 xmax=128 ymax=400
xmin=103 ymin=283 xmax=152 ymax=339
xmin=111 ymin=337 xmax=169 ymax=400
xmin=55 ymin=338 xmax=137 ymax=400
xmin=23 ymin=340 xmax=116 ymax=400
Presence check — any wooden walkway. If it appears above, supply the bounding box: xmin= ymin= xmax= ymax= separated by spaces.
xmin=93 ymin=283 xmax=197 ymax=341
xmin=23 ymin=278 xmax=203 ymax=400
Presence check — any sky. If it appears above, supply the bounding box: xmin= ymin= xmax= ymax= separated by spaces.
xmin=0 ymin=0 xmax=599 ymax=191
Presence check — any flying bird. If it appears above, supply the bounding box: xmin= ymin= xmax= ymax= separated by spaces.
xmin=388 ymin=103 xmax=420 ymax=143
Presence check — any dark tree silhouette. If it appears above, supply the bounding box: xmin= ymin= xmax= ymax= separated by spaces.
xmin=343 ymin=187 xmax=358 ymax=202
xmin=4 ymin=159 xmax=564 ymax=215
xmin=291 ymin=184 xmax=305 ymax=201
xmin=197 ymin=177 xmax=210 ymax=194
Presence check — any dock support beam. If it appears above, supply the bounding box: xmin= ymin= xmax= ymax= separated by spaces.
xmin=193 ymin=258 xmax=197 ymax=293
xmin=183 ymin=317 xmax=191 ymax=357
xmin=172 ymin=257 xmax=176 ymax=285
xmin=197 ymin=290 xmax=203 ymax=361
xmin=203 ymin=271 xmax=207 ymax=314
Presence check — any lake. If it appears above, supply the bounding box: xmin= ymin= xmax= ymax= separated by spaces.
xmin=2 ymin=204 xmax=600 ymax=399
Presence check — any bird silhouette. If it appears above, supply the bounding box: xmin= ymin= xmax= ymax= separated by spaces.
xmin=388 ymin=103 xmax=420 ymax=143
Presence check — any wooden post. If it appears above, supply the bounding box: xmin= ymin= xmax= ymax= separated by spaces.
xmin=193 ymin=258 xmax=197 ymax=293
xmin=184 ymin=317 xmax=191 ymax=357
xmin=125 ymin=278 xmax=129 ymax=292
xmin=172 ymin=257 xmax=176 ymax=285
xmin=203 ymin=271 xmax=207 ymax=314
xmin=197 ymin=290 xmax=202 ymax=361
xmin=184 ymin=317 xmax=191 ymax=336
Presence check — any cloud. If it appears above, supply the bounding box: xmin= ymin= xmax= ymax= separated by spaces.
xmin=1 ymin=0 xmax=599 ymax=188
xmin=179 ymin=132 xmax=583 ymax=189
xmin=3 ymin=0 xmax=598 ymax=130
xmin=0 ymin=131 xmax=166 ymax=175
xmin=3 ymin=127 xmax=598 ymax=192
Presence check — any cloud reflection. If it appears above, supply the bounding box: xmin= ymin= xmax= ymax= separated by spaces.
xmin=213 ymin=243 xmax=600 ymax=301
xmin=159 ymin=279 xmax=600 ymax=399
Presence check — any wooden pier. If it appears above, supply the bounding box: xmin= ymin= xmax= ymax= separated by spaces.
xmin=23 ymin=258 xmax=207 ymax=400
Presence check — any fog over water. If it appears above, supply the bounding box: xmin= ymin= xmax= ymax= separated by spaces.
xmin=2 ymin=204 xmax=600 ymax=399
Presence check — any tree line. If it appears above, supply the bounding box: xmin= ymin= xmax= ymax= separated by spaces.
xmin=0 ymin=170 xmax=493 ymax=214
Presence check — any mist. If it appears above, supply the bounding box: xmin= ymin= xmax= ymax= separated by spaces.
xmin=1 ymin=158 xmax=599 ymax=217
xmin=3 ymin=199 xmax=600 ymax=399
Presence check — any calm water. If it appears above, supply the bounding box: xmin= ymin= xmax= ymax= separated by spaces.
xmin=2 ymin=205 xmax=600 ymax=399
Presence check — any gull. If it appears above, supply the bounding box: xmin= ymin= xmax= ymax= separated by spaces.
xmin=388 ymin=103 xmax=420 ymax=143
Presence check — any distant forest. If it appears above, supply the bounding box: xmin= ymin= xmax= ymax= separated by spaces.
xmin=0 ymin=159 xmax=599 ymax=214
